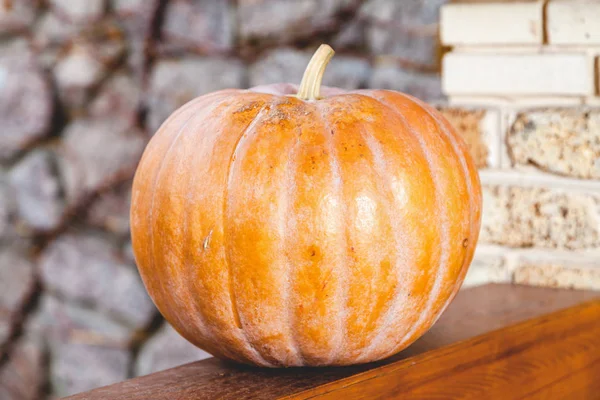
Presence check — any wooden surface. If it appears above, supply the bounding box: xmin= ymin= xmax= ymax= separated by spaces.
xmin=66 ymin=284 xmax=600 ymax=400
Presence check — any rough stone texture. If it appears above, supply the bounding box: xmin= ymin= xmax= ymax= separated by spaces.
xmin=481 ymin=185 xmax=600 ymax=250
xmin=0 ymin=250 xmax=35 ymax=349
xmin=86 ymin=181 xmax=132 ymax=236
xmin=361 ymin=0 xmax=445 ymax=68
xmin=508 ymin=109 xmax=600 ymax=180
xmin=514 ymin=263 xmax=600 ymax=291
xmin=249 ymin=48 xmax=310 ymax=87
xmin=0 ymin=43 xmax=52 ymax=161
xmin=50 ymin=341 xmax=130 ymax=397
xmin=8 ymin=150 xmax=65 ymax=232
xmin=249 ymin=48 xmax=370 ymax=90
xmin=113 ymin=0 xmax=153 ymax=16
xmin=162 ymin=0 xmax=234 ymax=54
xmin=438 ymin=108 xmax=490 ymax=168
xmin=462 ymin=254 xmax=507 ymax=288
xmin=323 ymin=56 xmax=371 ymax=89
xmin=0 ymin=337 xmax=44 ymax=400
xmin=39 ymin=233 xmax=156 ymax=330
xmin=238 ymin=0 xmax=357 ymax=43
xmin=90 ymin=72 xmax=141 ymax=126
xmin=0 ymin=173 xmax=17 ymax=243
xmin=32 ymin=11 xmax=78 ymax=49
xmin=135 ymin=323 xmax=211 ymax=377
xmin=56 ymin=119 xmax=146 ymax=204
xmin=53 ymin=45 xmax=106 ymax=104
xmin=332 ymin=17 xmax=365 ymax=50
xmin=147 ymin=57 xmax=245 ymax=133
xmin=369 ymin=61 xmax=443 ymax=101
xmin=0 ymin=0 xmax=38 ymax=35
xmin=27 ymin=295 xmax=134 ymax=346
xmin=53 ymin=37 xmax=126 ymax=110
xmin=49 ymin=0 xmax=105 ymax=23
xmin=113 ymin=0 xmax=159 ymax=79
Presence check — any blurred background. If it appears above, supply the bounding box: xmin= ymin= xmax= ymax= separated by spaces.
xmin=1 ymin=0 xmax=599 ymax=398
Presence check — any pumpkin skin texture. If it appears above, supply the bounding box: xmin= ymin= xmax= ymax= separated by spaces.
xmin=131 ymin=68 xmax=482 ymax=366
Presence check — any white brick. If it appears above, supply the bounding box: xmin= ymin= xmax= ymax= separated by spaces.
xmin=443 ymin=53 xmax=594 ymax=96
xmin=547 ymin=0 xmax=600 ymax=45
xmin=448 ymin=96 xmax=585 ymax=107
xmin=585 ymin=96 xmax=600 ymax=106
xmin=478 ymin=170 xmax=600 ymax=195
xmin=513 ymin=264 xmax=600 ymax=290
xmin=441 ymin=2 xmax=543 ymax=46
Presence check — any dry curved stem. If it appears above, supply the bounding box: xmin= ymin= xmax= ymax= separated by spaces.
xmin=297 ymin=44 xmax=335 ymax=101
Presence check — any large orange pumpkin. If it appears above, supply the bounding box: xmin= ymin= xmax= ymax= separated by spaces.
xmin=131 ymin=45 xmax=482 ymax=367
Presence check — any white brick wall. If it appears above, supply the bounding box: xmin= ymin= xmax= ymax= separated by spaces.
xmin=440 ymin=1 xmax=600 ymax=291
xmin=441 ymin=2 xmax=543 ymax=46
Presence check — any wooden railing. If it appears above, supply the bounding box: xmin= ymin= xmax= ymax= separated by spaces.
xmin=65 ymin=284 xmax=600 ymax=400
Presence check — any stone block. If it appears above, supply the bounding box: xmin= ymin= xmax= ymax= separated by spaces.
xmin=0 ymin=44 xmax=52 ymax=161
xmin=50 ymin=341 xmax=130 ymax=397
xmin=0 ymin=0 xmax=38 ymax=35
xmin=147 ymin=57 xmax=245 ymax=133
xmin=26 ymin=295 xmax=134 ymax=346
xmin=361 ymin=0 xmax=445 ymax=68
xmin=162 ymin=0 xmax=234 ymax=53
xmin=39 ymin=232 xmax=156 ymax=330
xmin=514 ymin=262 xmax=600 ymax=290
xmin=481 ymin=185 xmax=600 ymax=250
xmin=48 ymin=0 xmax=104 ymax=23
xmin=249 ymin=49 xmax=310 ymax=88
xmin=135 ymin=323 xmax=211 ymax=376
xmin=238 ymin=0 xmax=356 ymax=43
xmin=437 ymin=107 xmax=500 ymax=168
xmin=54 ymin=39 xmax=125 ymax=110
xmin=85 ymin=181 xmax=132 ymax=236
xmin=56 ymin=119 xmax=146 ymax=204
xmin=508 ymin=109 xmax=600 ymax=179
xmin=9 ymin=150 xmax=65 ymax=232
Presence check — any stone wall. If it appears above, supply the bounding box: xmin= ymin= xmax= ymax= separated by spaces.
xmin=440 ymin=0 xmax=600 ymax=291
xmin=0 ymin=0 xmax=598 ymax=398
xmin=0 ymin=0 xmax=444 ymax=398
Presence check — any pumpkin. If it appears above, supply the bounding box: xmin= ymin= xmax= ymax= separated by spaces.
xmin=131 ymin=44 xmax=482 ymax=367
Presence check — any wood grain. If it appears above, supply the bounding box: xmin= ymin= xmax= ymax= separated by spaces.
xmin=65 ymin=284 xmax=599 ymax=400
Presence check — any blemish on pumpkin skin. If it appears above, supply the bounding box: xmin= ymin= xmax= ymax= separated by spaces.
xmin=462 ymin=238 xmax=469 ymax=248
xmin=233 ymin=102 xmax=261 ymax=114
xmin=203 ymin=230 xmax=213 ymax=251
xmin=307 ymin=245 xmax=323 ymax=262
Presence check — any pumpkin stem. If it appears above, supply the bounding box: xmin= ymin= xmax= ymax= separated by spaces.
xmin=297 ymin=44 xmax=335 ymax=101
